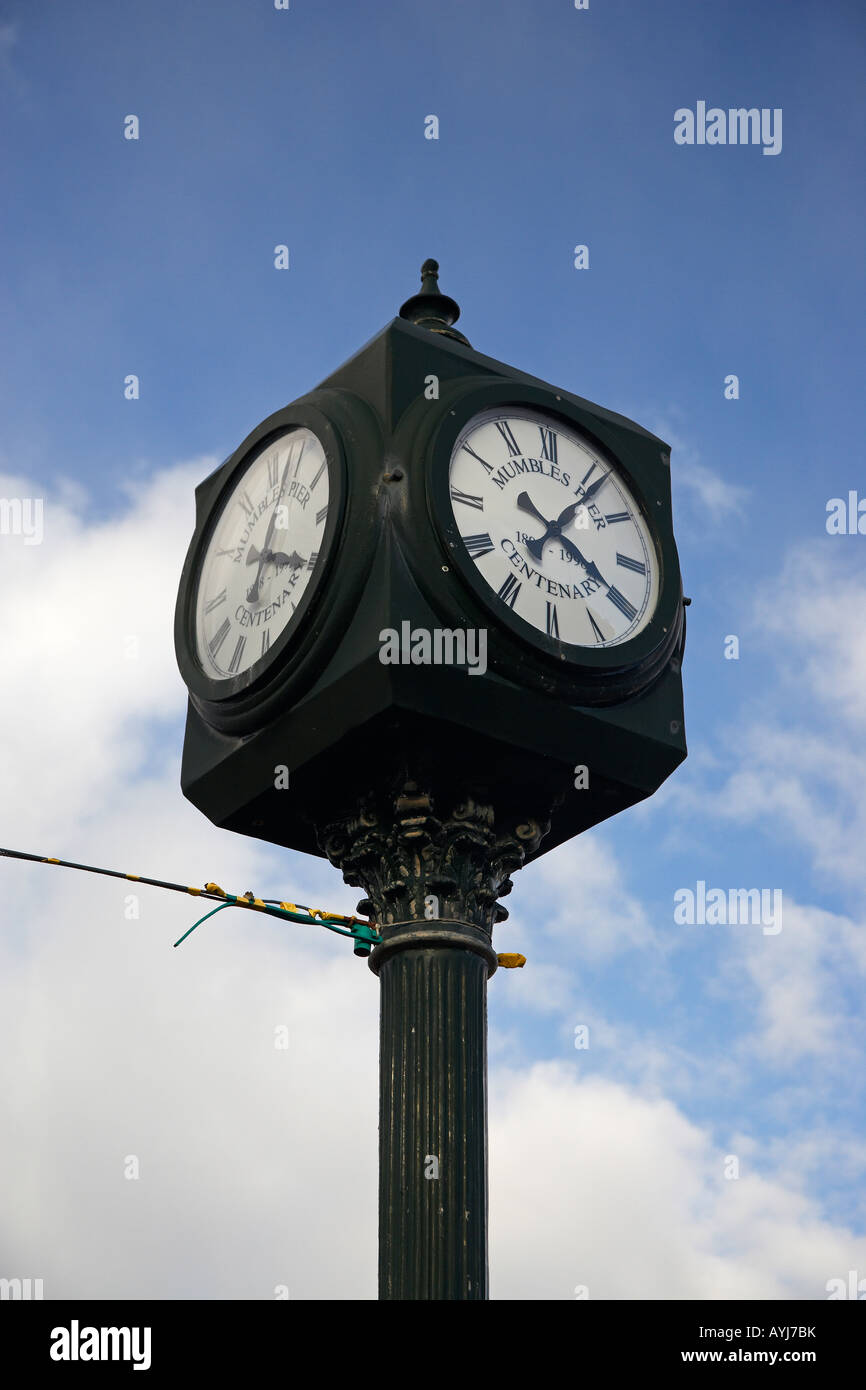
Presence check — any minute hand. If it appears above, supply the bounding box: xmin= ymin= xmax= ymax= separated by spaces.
xmin=576 ymin=469 xmax=611 ymax=508
xmin=247 ymin=455 xmax=295 ymax=603
xmin=559 ymin=533 xmax=609 ymax=590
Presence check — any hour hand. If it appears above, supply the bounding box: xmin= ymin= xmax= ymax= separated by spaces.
xmin=270 ymin=550 xmax=305 ymax=570
xmin=516 ymin=490 xmax=547 ymax=526
xmin=516 ymin=491 xmax=554 ymax=561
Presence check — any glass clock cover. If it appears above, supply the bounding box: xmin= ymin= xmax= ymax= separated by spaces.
xmin=448 ymin=407 xmax=659 ymax=648
xmin=194 ymin=427 xmax=330 ymax=679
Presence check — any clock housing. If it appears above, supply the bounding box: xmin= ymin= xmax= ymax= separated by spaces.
xmin=176 ymin=296 xmax=686 ymax=865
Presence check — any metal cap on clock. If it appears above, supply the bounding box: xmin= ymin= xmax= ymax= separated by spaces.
xmin=399 ymin=259 xmax=471 ymax=346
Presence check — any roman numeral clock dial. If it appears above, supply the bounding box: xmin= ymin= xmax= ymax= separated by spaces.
xmin=447 ymin=408 xmax=659 ymax=650
xmin=194 ymin=428 xmax=331 ymax=679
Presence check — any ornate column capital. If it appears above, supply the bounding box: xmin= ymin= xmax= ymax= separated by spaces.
xmin=318 ymin=779 xmax=549 ymax=934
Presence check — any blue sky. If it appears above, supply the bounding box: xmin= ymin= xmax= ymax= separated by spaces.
xmin=1 ymin=0 xmax=865 ymax=1299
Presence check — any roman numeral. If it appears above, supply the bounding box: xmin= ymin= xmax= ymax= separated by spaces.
xmin=497 ymin=573 xmax=521 ymax=608
xmin=462 ymin=442 xmax=493 ymax=474
xmin=293 ymin=439 xmax=306 ymax=476
xmin=215 ymin=547 xmax=236 ymax=558
xmin=238 ymin=490 xmax=256 ymax=520
xmin=463 ymin=532 xmax=494 ymax=559
xmin=580 ymin=464 xmax=596 ymax=487
xmin=204 ymin=589 xmax=226 ymax=614
xmin=316 ymin=504 xmax=329 ymax=526
xmin=607 ymin=587 xmax=637 ymax=621
xmin=268 ymin=455 xmax=279 ymax=488
xmin=539 ymin=427 xmax=558 ymax=463
xmin=450 ymin=486 xmax=484 ymax=510
xmin=545 ymin=602 xmax=560 ymax=638
xmin=586 ymin=608 xmax=606 ymax=643
xmin=310 ymin=459 xmax=326 ymax=490
xmin=616 ymin=553 xmax=646 ymax=575
xmin=307 ymin=550 xmax=318 ymax=570
xmin=495 ymin=420 xmax=521 ymax=456
xmin=605 ymin=511 xmax=630 ymax=524
xmin=228 ymin=635 xmax=246 ymax=674
xmin=261 ymin=628 xmax=271 ymax=658
xmin=208 ymin=618 xmax=231 ymax=658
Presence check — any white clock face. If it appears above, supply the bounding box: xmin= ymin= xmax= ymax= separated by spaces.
xmin=448 ymin=408 xmax=659 ymax=648
xmin=195 ymin=428 xmax=330 ymax=679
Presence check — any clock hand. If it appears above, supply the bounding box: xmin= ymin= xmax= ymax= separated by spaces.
xmin=270 ymin=550 xmax=305 ymax=570
xmin=516 ymin=490 xmax=548 ymax=529
xmin=248 ymin=546 xmax=301 ymax=569
xmin=525 ymin=501 xmax=583 ymax=561
xmin=563 ymin=536 xmax=637 ymax=628
xmin=517 ymin=492 xmax=582 ymax=562
xmin=517 ymin=489 xmax=617 ymax=596
xmin=245 ymin=549 xmax=306 ymax=597
xmin=559 ymin=533 xmax=609 ymax=590
xmin=575 ymin=470 xmax=611 ymax=508
xmin=247 ymin=455 xmax=295 ymax=603
xmin=246 ymin=564 xmax=267 ymax=604
xmin=553 ymin=501 xmax=581 ymax=529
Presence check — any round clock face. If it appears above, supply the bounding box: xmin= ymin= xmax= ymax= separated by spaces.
xmin=448 ymin=407 xmax=659 ymax=648
xmin=194 ymin=427 xmax=331 ymax=679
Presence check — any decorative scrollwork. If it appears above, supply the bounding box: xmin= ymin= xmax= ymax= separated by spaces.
xmin=319 ymin=779 xmax=549 ymax=932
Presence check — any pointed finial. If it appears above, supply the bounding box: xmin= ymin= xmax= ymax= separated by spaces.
xmin=399 ymin=259 xmax=470 ymax=345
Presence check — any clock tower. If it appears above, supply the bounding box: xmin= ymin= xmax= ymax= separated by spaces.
xmin=175 ymin=261 xmax=687 ymax=1299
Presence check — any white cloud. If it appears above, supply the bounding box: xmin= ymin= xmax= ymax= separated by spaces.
xmin=644 ymin=414 xmax=748 ymax=520
xmin=0 ymin=463 xmax=203 ymax=846
xmin=676 ymin=456 xmax=748 ymax=519
xmin=706 ymin=724 xmax=866 ymax=887
xmin=0 ymin=459 xmax=381 ymax=1297
xmin=663 ymin=542 xmax=866 ymax=887
xmin=724 ymin=899 xmax=866 ymax=1068
xmin=490 ymin=1064 xmax=866 ymax=1300
xmin=0 ymin=833 xmax=379 ymax=1299
xmin=755 ymin=542 xmax=866 ymax=726
xmin=525 ymin=833 xmax=657 ymax=963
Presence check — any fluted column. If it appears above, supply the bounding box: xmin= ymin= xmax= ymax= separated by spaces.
xmin=320 ymin=781 xmax=547 ymax=1300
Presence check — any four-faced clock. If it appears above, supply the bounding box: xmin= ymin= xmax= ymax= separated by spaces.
xmin=176 ymin=264 xmax=686 ymax=863
xmin=447 ymin=407 xmax=659 ymax=650
xmin=194 ymin=426 xmax=331 ymax=681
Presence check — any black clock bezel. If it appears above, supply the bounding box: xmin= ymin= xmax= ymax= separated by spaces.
xmin=426 ymin=385 xmax=683 ymax=690
xmin=174 ymin=405 xmax=346 ymax=715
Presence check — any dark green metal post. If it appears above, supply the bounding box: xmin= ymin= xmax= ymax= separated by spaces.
xmin=370 ymin=921 xmax=497 ymax=1299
